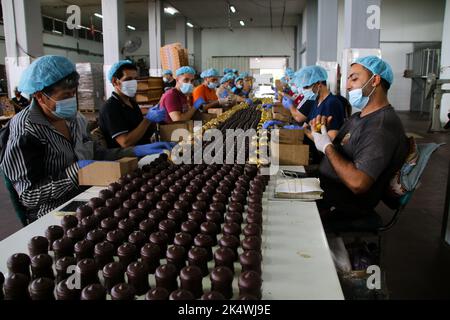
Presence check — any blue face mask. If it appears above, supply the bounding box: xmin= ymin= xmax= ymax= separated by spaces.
xmin=236 ymin=84 xmax=243 ymax=90
xmin=207 ymin=82 xmax=219 ymax=89
xmin=45 ymin=94 xmax=78 ymax=120
xmin=348 ymin=75 xmax=376 ymax=110
xmin=180 ymin=83 xmax=194 ymax=95
xmin=302 ymin=88 xmax=318 ymax=101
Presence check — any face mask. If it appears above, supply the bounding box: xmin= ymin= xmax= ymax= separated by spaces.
xmin=163 ymin=78 xmax=169 ymax=83
xmin=120 ymin=80 xmax=138 ymax=98
xmin=349 ymin=75 xmax=376 ymax=110
xmin=302 ymin=88 xmax=318 ymax=101
xmin=207 ymin=82 xmax=219 ymax=89
xmin=45 ymin=94 xmax=78 ymax=120
xmin=236 ymin=84 xmax=243 ymax=90
xmin=180 ymin=83 xmax=194 ymax=95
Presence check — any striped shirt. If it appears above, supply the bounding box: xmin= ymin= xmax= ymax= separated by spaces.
xmin=0 ymin=101 xmax=134 ymax=222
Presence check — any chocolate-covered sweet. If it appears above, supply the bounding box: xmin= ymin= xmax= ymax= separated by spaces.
xmin=219 ymin=235 xmax=240 ymax=259
xmin=128 ymin=208 xmax=146 ymax=223
xmin=115 ymin=190 xmax=130 ymax=202
xmin=242 ymin=236 xmax=262 ymax=252
xmin=80 ymin=215 xmax=100 ymax=232
xmin=56 ymin=279 xmax=81 ymax=300
xmin=76 ymin=205 xmax=93 ymax=221
xmin=209 ymin=202 xmax=226 ymax=214
xmin=88 ymin=197 xmax=105 ymax=209
xmin=145 ymin=287 xmax=169 ymax=300
xmin=139 ymin=218 xmax=157 ymax=236
xmin=224 ymin=212 xmax=243 ymax=225
xmin=247 ymin=204 xmax=263 ymax=215
xmin=222 ymin=222 xmax=241 ymax=238
xmin=148 ymin=209 xmax=165 ymax=223
xmin=193 ymin=234 xmax=214 ymax=261
xmin=30 ymin=254 xmax=54 ymax=279
xmin=94 ymin=207 xmax=112 ymax=220
xmin=232 ymin=186 xmax=248 ymax=197
xmin=174 ymin=200 xmax=190 ymax=213
xmin=55 ymin=256 xmax=77 ymax=283
xmin=118 ymin=218 xmax=136 ymax=236
xmin=196 ymin=193 xmax=210 ymax=202
xmin=173 ymin=232 xmax=192 ymax=252
xmin=126 ymin=261 xmax=149 ymax=295
xmin=238 ymin=271 xmax=262 ymax=299
xmin=117 ymin=243 xmax=138 ymax=267
xmin=45 ymin=225 xmax=64 ymax=250
xmin=214 ymin=247 xmax=236 ymax=272
xmin=76 ymin=258 xmax=99 ymax=288
xmin=219 ymin=180 xmax=232 ymax=189
xmin=156 ymin=200 xmax=171 ymax=213
xmin=3 ymin=273 xmax=29 ymax=300
xmin=108 ymin=182 xmax=122 ymax=194
xmin=149 ymin=231 xmax=170 ymax=254
xmin=155 ymin=264 xmax=178 ymax=292
xmin=53 ymin=237 xmax=75 ymax=260
xmin=29 ymin=278 xmax=55 ymax=300
xmin=140 ymin=184 xmax=153 ymax=194
xmin=240 ymin=250 xmax=262 ymax=274
xmin=111 ymin=283 xmax=136 ymax=300
xmin=99 ymin=189 xmax=114 ymax=200
xmin=147 ymin=179 xmax=159 ymax=188
xmin=161 ymin=192 xmax=176 ymax=202
xmin=123 ymin=199 xmax=138 ymax=210
xmin=137 ymin=200 xmax=152 ymax=212
xmin=166 ymin=245 xmax=186 ymax=271
xmin=210 ymin=266 xmax=234 ymax=299
xmin=123 ymin=183 xmax=137 ymax=194
xmin=231 ymin=193 xmax=247 ymax=205
xmin=169 ymin=289 xmax=194 ymax=300
xmin=201 ymin=291 xmax=225 ymax=300
xmin=169 ymin=185 xmax=182 ymax=194
xmin=94 ymin=241 xmax=115 ymax=268
xmin=7 ymin=253 xmax=31 ymax=278
xmin=159 ymin=219 xmax=177 ymax=241
xmin=154 ymin=185 xmax=168 ymax=194
xmin=228 ymin=202 xmax=244 ymax=213
xmin=132 ymin=177 xmax=144 ymax=188
xmin=185 ymin=185 xmax=199 ymax=195
xmin=206 ymin=180 xmax=218 ymax=188
xmin=187 ymin=211 xmax=204 ymax=224
xmin=128 ymin=230 xmax=147 ymax=250
xmin=86 ymin=228 xmax=106 ymax=244
xmin=179 ymin=192 xmax=194 ymax=203
xmin=246 ymin=213 xmax=263 ymax=225
xmin=74 ymin=240 xmax=95 ymax=262
xmin=118 ymin=177 xmax=131 ymax=185
xmin=105 ymin=197 xmax=121 ymax=210
xmin=188 ymin=247 xmax=209 ymax=277
xmin=248 ymin=194 xmax=262 ymax=205
xmin=81 ymin=283 xmax=106 ymax=300
xmin=113 ymin=208 xmax=129 ymax=220
xmin=131 ymin=191 xmax=145 ymax=202
xmin=100 ymin=217 xmax=118 ymax=232
xmin=140 ymin=243 xmax=161 ymax=273
xmin=180 ymin=266 xmax=203 ymax=299
xmin=206 ymin=211 xmax=223 ymax=229
xmin=200 ymin=222 xmax=219 ymax=246
xmin=212 ymin=193 xmax=227 ymax=204
xmin=167 ymin=209 xmax=185 ymax=227
xmin=61 ymin=215 xmax=78 ymax=232
xmin=216 ymin=186 xmax=230 ymax=196
xmin=243 ymin=224 xmax=262 ymax=237
xmin=66 ymin=227 xmax=86 ymax=244
xmin=180 ymin=220 xmax=199 ymax=237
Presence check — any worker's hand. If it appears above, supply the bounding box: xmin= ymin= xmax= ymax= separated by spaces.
xmin=262 ymin=103 xmax=273 ymax=110
xmin=193 ymin=97 xmax=206 ymax=110
xmin=146 ymin=105 xmax=166 ymax=123
xmin=245 ymin=98 xmax=254 ymax=106
xmin=262 ymin=120 xmax=284 ymax=129
xmin=282 ymin=96 xmax=294 ymax=110
xmin=133 ymin=142 xmax=175 ymax=157
xmin=311 ymin=124 xmax=333 ymax=154
xmin=310 ymin=115 xmax=333 ymax=133
xmin=77 ymin=160 xmax=96 ymax=169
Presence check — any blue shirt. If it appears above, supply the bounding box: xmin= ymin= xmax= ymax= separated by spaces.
xmin=307 ymin=94 xmax=345 ymax=131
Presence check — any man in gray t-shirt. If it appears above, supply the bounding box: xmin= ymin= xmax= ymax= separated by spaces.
xmin=310 ymin=56 xmax=408 ymax=219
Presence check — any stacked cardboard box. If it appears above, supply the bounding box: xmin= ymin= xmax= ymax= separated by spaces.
xmin=160 ymin=43 xmax=189 ymax=73
xmin=135 ymin=77 xmax=164 ymax=105
xmin=76 ymin=63 xmax=104 ymax=112
xmin=271 ymin=104 xmax=292 ymax=122
xmin=271 ymin=128 xmax=309 ymax=166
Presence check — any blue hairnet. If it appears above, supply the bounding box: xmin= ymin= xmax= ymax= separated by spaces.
xmin=280 ymin=77 xmax=288 ymax=84
xmin=18 ymin=55 xmax=76 ymax=95
xmin=223 ymin=68 xmax=233 ymax=75
xmin=200 ymin=68 xmax=220 ymax=78
xmin=285 ymin=68 xmax=295 ymax=78
xmin=353 ymin=56 xmax=394 ymax=86
xmin=240 ymin=72 xmax=250 ymax=78
xmin=232 ymin=69 xmax=239 ymax=73
xmin=108 ymin=60 xmax=134 ymax=83
xmin=235 ymin=76 xmax=244 ymax=82
xmin=220 ymin=73 xmax=235 ymax=84
xmin=176 ymin=66 xmax=196 ymax=77
xmin=163 ymin=70 xmax=173 ymax=76
xmin=295 ymin=65 xmax=328 ymax=88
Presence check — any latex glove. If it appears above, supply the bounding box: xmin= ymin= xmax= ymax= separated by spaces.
xmin=231 ymin=87 xmax=239 ymax=94
xmin=193 ymin=97 xmax=206 ymax=110
xmin=146 ymin=105 xmax=166 ymax=123
xmin=262 ymin=103 xmax=273 ymax=110
xmin=283 ymin=124 xmax=302 ymax=130
xmin=262 ymin=120 xmax=284 ymax=129
xmin=282 ymin=96 xmax=294 ymax=110
xmin=77 ymin=160 xmax=95 ymax=169
xmin=274 ymin=92 xmax=279 ymax=100
xmin=245 ymin=98 xmax=254 ymax=106
xmin=219 ymin=91 xmax=229 ymax=99
xmin=312 ymin=125 xmax=333 ymax=154
xmin=134 ymin=142 xmax=174 ymax=157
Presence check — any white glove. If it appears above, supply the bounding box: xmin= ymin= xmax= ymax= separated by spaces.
xmin=312 ymin=125 xmax=333 ymax=153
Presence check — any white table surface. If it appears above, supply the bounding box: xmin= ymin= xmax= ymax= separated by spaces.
xmin=0 ymin=169 xmax=344 ymax=300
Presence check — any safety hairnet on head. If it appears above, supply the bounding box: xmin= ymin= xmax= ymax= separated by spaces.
xmin=285 ymin=68 xmax=295 ymax=78
xmin=240 ymin=72 xmax=250 ymax=78
xmin=176 ymin=66 xmax=196 ymax=77
xmin=235 ymin=75 xmax=244 ymax=83
xmin=163 ymin=70 xmax=173 ymax=76
xmin=232 ymin=69 xmax=239 ymax=73
xmin=220 ymin=73 xmax=235 ymax=84
xmin=223 ymin=68 xmax=233 ymax=75
xmin=353 ymin=56 xmax=394 ymax=86
xmin=18 ymin=55 xmax=76 ymax=95
xmin=294 ymin=65 xmax=328 ymax=88
xmin=108 ymin=60 xmax=134 ymax=83
xmin=280 ymin=77 xmax=288 ymax=84
xmin=200 ymin=68 xmax=220 ymax=79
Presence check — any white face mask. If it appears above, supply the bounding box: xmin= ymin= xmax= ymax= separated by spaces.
xmin=120 ymin=80 xmax=138 ymax=98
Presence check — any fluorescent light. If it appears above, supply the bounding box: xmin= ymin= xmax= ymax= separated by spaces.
xmin=239 ymin=20 xmax=245 ymax=26
xmin=186 ymin=22 xmax=194 ymax=28
xmin=164 ymin=7 xmax=178 ymax=15
xmin=230 ymin=5 xmax=236 ymax=13
xmin=94 ymin=13 xmax=103 ymax=19
xmin=127 ymin=25 xmax=136 ymax=31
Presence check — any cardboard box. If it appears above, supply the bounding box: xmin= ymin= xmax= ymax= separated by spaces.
xmin=159 ymin=121 xmax=194 ymax=142
xmin=271 ymin=140 xmax=309 ymax=166
xmin=272 ymin=129 xmax=305 ymax=145
xmin=78 ymin=158 xmax=139 ymax=186
xmin=272 ymin=104 xmax=292 ymax=122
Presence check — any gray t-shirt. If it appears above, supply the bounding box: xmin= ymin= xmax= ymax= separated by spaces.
xmin=319 ymin=105 xmax=408 ymax=212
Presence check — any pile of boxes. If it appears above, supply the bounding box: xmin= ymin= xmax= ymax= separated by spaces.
xmin=135 ymin=77 xmax=164 ymax=105
xmin=160 ymin=43 xmax=189 ymax=73
xmin=76 ymin=63 xmax=104 ymax=112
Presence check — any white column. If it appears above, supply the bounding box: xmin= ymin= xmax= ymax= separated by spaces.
xmin=317 ymin=0 xmax=338 ymax=62
xmin=305 ymin=0 xmax=318 ymax=66
xmin=148 ymin=0 xmax=165 ymax=76
xmin=101 ymin=0 xmax=125 ymax=98
xmin=193 ymin=28 xmax=202 ymax=72
xmin=175 ymin=16 xmax=187 ymax=48
xmin=1 ymin=0 xmax=44 ymax=97
xmin=440 ymin=0 xmax=450 ymax=124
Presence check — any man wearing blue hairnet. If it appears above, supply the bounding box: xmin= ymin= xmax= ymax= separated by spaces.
xmin=310 ymin=56 xmax=408 ymax=227
xmin=99 ymin=60 xmax=166 ymax=149
xmin=162 ymin=70 xmax=176 ymax=91
xmin=160 ymin=66 xmax=199 ymax=123
xmin=0 ymin=56 xmax=172 ymax=223
xmin=192 ymin=68 xmax=230 ymax=110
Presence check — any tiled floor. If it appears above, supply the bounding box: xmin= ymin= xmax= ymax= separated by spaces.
xmin=0 ymin=111 xmax=449 ymax=299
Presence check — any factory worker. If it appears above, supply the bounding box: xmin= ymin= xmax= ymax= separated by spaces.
xmin=312 ymin=56 xmax=408 ymax=225
xmin=99 ymin=60 xmax=166 ymax=148
xmin=223 ymin=68 xmax=233 ymax=75
xmin=217 ymin=74 xmax=253 ymax=106
xmin=160 ymin=66 xmax=201 ymax=123
xmin=193 ymin=68 xmax=231 ymax=110
xmin=0 ymin=56 xmax=171 ymax=223
xmin=163 ymin=69 xmax=176 ymax=91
